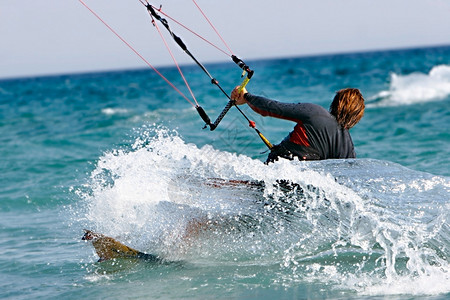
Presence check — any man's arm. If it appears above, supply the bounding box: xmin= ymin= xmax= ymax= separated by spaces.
xmin=244 ymin=93 xmax=318 ymax=123
xmin=230 ymin=86 xmax=325 ymax=123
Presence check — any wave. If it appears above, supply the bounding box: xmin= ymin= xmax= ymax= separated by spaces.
xmin=75 ymin=126 xmax=450 ymax=296
xmin=368 ymin=64 xmax=450 ymax=107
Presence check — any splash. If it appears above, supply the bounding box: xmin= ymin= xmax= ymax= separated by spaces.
xmin=77 ymin=126 xmax=450 ymax=296
xmin=369 ymin=64 xmax=450 ymax=107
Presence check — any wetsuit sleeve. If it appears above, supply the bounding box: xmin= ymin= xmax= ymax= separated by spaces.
xmin=244 ymin=93 xmax=319 ymax=123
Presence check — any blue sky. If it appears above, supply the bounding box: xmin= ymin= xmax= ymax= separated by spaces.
xmin=1 ymin=0 xmax=450 ymax=79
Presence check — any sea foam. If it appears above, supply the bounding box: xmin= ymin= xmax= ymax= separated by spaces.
xmin=369 ymin=64 xmax=450 ymax=107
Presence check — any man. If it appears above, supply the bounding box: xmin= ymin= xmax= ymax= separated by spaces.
xmin=231 ymin=87 xmax=365 ymax=163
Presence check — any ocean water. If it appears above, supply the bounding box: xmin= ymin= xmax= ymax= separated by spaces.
xmin=0 ymin=45 xmax=449 ymax=299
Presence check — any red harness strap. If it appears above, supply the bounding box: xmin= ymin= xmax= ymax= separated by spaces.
xmin=289 ymin=122 xmax=310 ymax=147
xmin=248 ymin=103 xmax=310 ymax=147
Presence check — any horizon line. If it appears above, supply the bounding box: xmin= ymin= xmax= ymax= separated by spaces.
xmin=1 ymin=43 xmax=450 ymax=82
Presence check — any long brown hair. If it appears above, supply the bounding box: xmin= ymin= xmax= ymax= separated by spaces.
xmin=329 ymin=88 xmax=365 ymax=129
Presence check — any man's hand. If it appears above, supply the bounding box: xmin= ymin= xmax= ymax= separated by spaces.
xmin=230 ymin=86 xmax=248 ymax=105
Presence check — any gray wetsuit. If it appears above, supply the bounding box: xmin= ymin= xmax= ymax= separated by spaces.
xmin=244 ymin=93 xmax=356 ymax=163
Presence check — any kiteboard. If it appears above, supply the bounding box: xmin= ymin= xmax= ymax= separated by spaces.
xmin=82 ymin=229 xmax=160 ymax=262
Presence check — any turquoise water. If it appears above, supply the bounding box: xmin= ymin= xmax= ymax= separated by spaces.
xmin=0 ymin=46 xmax=449 ymax=299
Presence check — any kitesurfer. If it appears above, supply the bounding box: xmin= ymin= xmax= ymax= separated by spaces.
xmin=231 ymin=87 xmax=365 ymax=163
